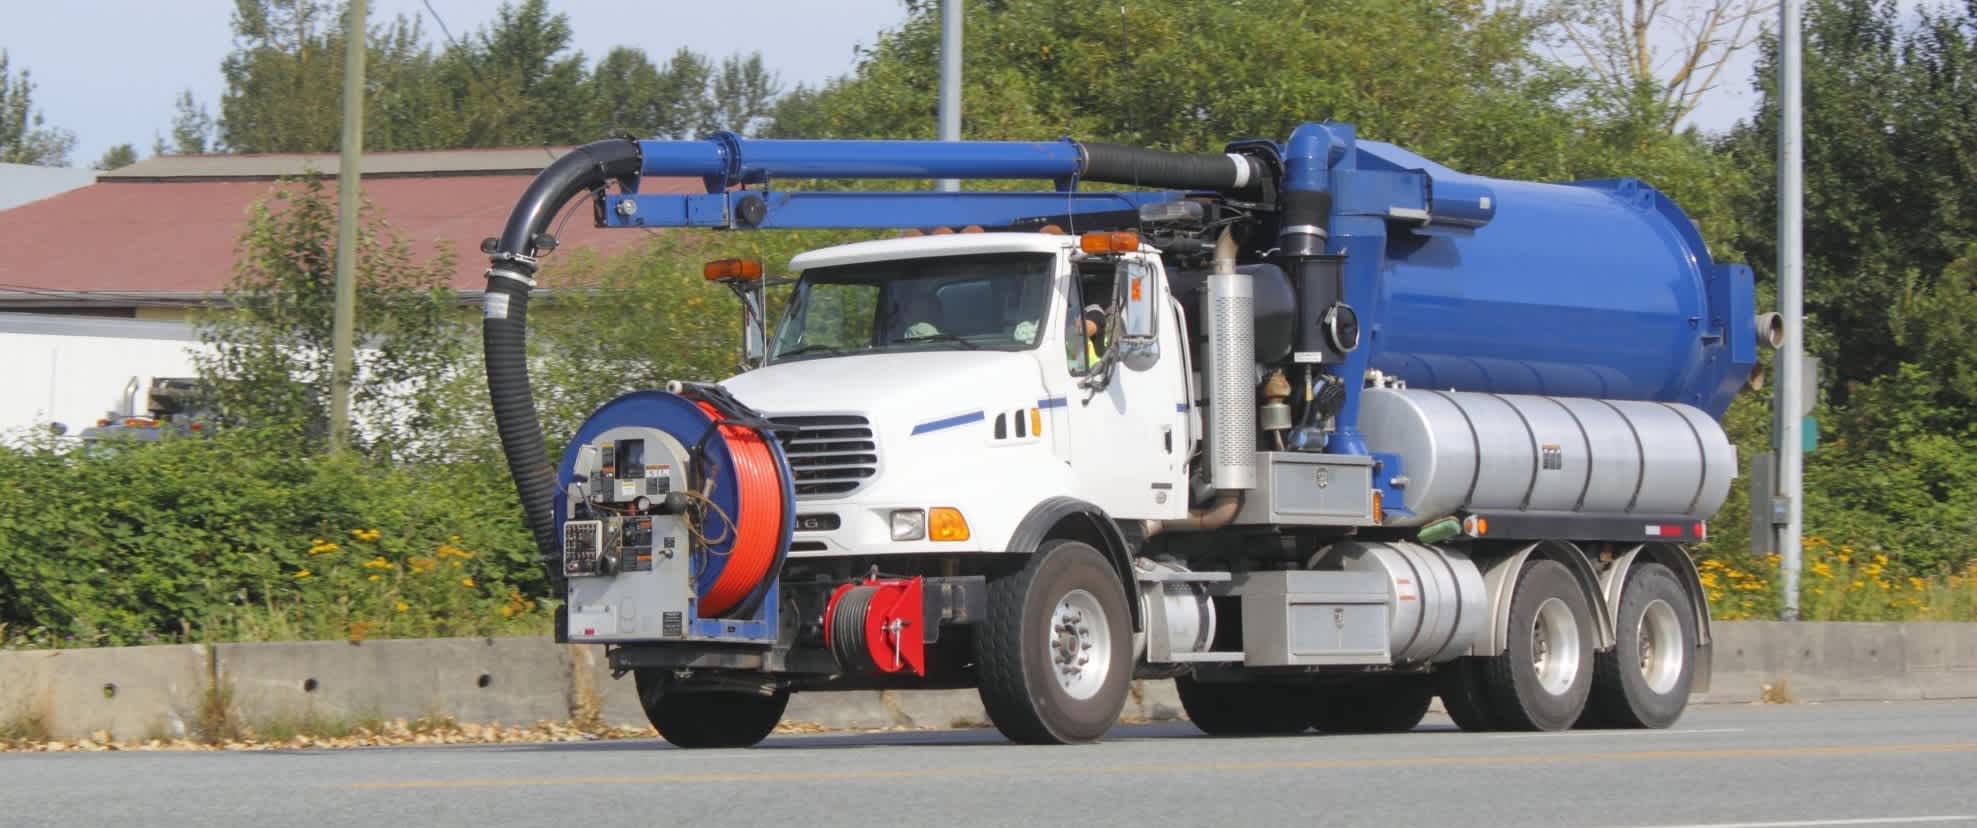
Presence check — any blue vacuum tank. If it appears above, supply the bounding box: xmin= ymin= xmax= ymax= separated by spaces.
xmin=1344 ymin=140 xmax=1758 ymax=418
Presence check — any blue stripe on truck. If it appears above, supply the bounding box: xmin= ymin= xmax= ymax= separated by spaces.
xmin=910 ymin=410 xmax=985 ymax=435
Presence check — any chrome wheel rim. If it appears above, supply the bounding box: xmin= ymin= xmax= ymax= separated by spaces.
xmin=1049 ymin=589 xmax=1112 ymax=700
xmin=1638 ymin=598 xmax=1684 ymax=695
xmin=1530 ymin=597 xmax=1582 ymax=696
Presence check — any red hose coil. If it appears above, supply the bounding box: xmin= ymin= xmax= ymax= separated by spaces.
xmin=695 ymin=402 xmax=784 ymax=616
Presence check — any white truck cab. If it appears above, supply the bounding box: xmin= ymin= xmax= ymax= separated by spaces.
xmin=721 ymin=232 xmax=1195 ymax=562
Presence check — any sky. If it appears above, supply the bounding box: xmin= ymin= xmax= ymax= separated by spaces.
xmin=3 ymin=0 xmax=914 ymax=165
xmin=0 ymin=1 xmax=1880 ymax=168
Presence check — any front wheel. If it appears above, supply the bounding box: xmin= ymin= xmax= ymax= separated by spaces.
xmin=975 ymin=539 xmax=1134 ymax=745
xmin=634 ymin=670 xmax=789 ymax=749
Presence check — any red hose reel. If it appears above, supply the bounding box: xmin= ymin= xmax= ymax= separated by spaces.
xmin=824 ymin=577 xmax=927 ymax=677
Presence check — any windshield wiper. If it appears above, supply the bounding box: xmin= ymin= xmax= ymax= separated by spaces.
xmin=899 ymin=332 xmax=983 ymax=350
xmin=774 ymin=344 xmax=849 ymax=360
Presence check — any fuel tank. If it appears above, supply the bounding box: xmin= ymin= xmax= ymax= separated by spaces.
xmin=1348 ymin=142 xmax=1757 ymax=418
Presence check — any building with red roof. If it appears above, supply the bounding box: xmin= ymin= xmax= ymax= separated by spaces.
xmin=0 ymin=146 xmax=692 ymax=320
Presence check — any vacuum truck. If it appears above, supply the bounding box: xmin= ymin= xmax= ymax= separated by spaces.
xmin=479 ymin=122 xmax=1769 ymax=747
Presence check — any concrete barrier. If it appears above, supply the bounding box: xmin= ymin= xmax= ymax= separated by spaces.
xmin=216 ymin=638 xmax=573 ymax=727
xmin=0 ymin=644 xmax=210 ymax=742
xmin=1698 ymin=622 xmax=1977 ymax=703
xmin=3 ymin=622 xmax=1973 ymax=740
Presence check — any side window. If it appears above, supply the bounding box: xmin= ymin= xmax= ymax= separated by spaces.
xmin=1064 ymin=276 xmax=1093 ymax=375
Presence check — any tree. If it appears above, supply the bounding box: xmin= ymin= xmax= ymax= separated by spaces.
xmin=219 ymin=0 xmax=449 ymax=152
xmin=0 ymin=51 xmax=77 ymax=166
xmin=94 ymin=144 xmax=139 ymax=171
xmin=580 ymin=47 xmax=781 ymax=140
xmin=1710 ymin=0 xmax=1977 ymax=573
xmin=1541 ymin=0 xmax=1776 ymax=131
xmin=196 ymin=176 xmax=468 ymax=462
xmin=156 ymin=90 xmax=217 ymax=155
xmin=763 ymin=0 xmax=1747 ymax=245
xmin=708 ymin=53 xmax=782 ymax=136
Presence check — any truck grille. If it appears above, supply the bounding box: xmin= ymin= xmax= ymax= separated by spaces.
xmin=769 ymin=414 xmax=879 ymax=498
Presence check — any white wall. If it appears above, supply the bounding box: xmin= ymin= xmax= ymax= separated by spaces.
xmin=0 ymin=313 xmax=208 ymax=438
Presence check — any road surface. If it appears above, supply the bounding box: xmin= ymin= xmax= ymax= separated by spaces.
xmin=4 ymin=700 xmax=1975 ymax=827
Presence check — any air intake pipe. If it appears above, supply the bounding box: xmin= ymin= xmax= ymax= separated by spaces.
xmin=483 ymin=139 xmax=642 ymax=584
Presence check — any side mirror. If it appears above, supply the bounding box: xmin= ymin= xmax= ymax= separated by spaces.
xmin=1109 ymin=258 xmax=1161 ymax=371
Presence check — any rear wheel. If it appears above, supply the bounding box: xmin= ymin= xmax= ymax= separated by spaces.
xmin=1310 ymin=684 xmax=1433 ymax=734
xmin=634 ymin=670 xmax=789 ymax=749
xmin=1176 ymin=675 xmax=1311 ymax=736
xmin=975 ymin=539 xmax=1133 ymax=744
xmin=1582 ymin=562 xmax=1696 ymax=729
xmin=1484 ymin=559 xmax=1596 ymax=731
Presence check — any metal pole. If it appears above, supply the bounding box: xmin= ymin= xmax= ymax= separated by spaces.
xmin=329 ymin=0 xmax=367 ymax=453
xmin=935 ymin=0 xmax=962 ymax=192
xmin=1775 ymin=0 xmax=1804 ymax=620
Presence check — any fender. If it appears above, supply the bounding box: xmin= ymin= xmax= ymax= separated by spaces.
xmin=1008 ymin=496 xmax=1141 ymax=631
xmin=1600 ymin=542 xmax=1715 ymax=692
xmin=1472 ymin=540 xmax=1616 ymax=657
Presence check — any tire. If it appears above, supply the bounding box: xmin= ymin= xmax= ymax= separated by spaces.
xmin=1436 ymin=657 xmax=1500 ymax=732
xmin=634 ymin=670 xmax=789 ymax=749
xmin=1311 ymin=684 xmax=1433 ymax=734
xmin=1175 ymin=675 xmax=1312 ymax=736
xmin=1484 ymin=559 xmax=1596 ymax=731
xmin=1582 ymin=562 xmax=1696 ymax=729
xmin=975 ymin=539 xmax=1134 ymax=744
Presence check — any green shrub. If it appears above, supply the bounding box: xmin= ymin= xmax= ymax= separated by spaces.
xmin=0 ymin=429 xmax=543 ymax=646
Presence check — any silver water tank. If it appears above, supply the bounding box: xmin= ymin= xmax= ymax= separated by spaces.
xmin=1358 ymin=387 xmax=1736 ymax=527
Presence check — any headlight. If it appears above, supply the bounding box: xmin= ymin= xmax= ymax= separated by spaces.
xmin=890 ymin=509 xmax=926 ymax=541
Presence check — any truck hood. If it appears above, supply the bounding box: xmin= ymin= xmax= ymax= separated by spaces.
xmin=720 ymin=349 xmax=1046 ymax=418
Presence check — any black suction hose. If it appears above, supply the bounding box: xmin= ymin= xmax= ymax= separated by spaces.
xmin=483 ymin=138 xmax=643 ymax=585
xmin=1078 ymin=142 xmax=1267 ymax=195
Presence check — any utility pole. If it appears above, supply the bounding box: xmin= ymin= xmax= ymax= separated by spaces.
xmin=935 ymin=0 xmax=962 ymax=192
xmin=1775 ymin=0 xmax=1805 ymax=620
xmin=329 ymin=0 xmax=367 ymax=453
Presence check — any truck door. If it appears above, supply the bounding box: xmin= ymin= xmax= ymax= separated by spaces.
xmin=1059 ymin=253 xmax=1190 ymax=520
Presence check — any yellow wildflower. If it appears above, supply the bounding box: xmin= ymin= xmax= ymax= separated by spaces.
xmin=394 ymin=601 xmax=409 ymax=612
xmin=363 ymin=556 xmax=392 ymax=571
xmin=294 ymin=569 xmax=312 ymax=579
xmin=350 ymin=528 xmax=382 ymax=543
xmin=499 ymin=605 xmax=515 ymax=618
xmin=461 ymin=577 xmax=476 ymax=589
xmin=367 ymin=574 xmax=382 ymax=582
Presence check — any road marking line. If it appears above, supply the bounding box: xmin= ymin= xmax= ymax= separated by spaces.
xmin=1607 ymin=817 xmax=1975 ymax=828
xmin=340 ymin=741 xmax=1977 ymax=791
xmin=1489 ymin=728 xmax=1746 ymax=739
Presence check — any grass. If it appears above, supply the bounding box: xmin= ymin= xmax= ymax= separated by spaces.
xmin=0 ymin=710 xmax=50 ymax=745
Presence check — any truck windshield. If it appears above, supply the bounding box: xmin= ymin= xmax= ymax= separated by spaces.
xmin=770 ymin=252 xmax=1056 ymax=363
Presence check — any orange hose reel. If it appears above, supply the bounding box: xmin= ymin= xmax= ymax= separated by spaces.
xmin=693 ymin=401 xmax=786 ymax=616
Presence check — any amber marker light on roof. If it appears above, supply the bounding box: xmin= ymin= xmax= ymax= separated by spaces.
xmin=1080 ymin=230 xmax=1140 ymax=255
xmin=703 ymin=258 xmax=764 ymax=281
